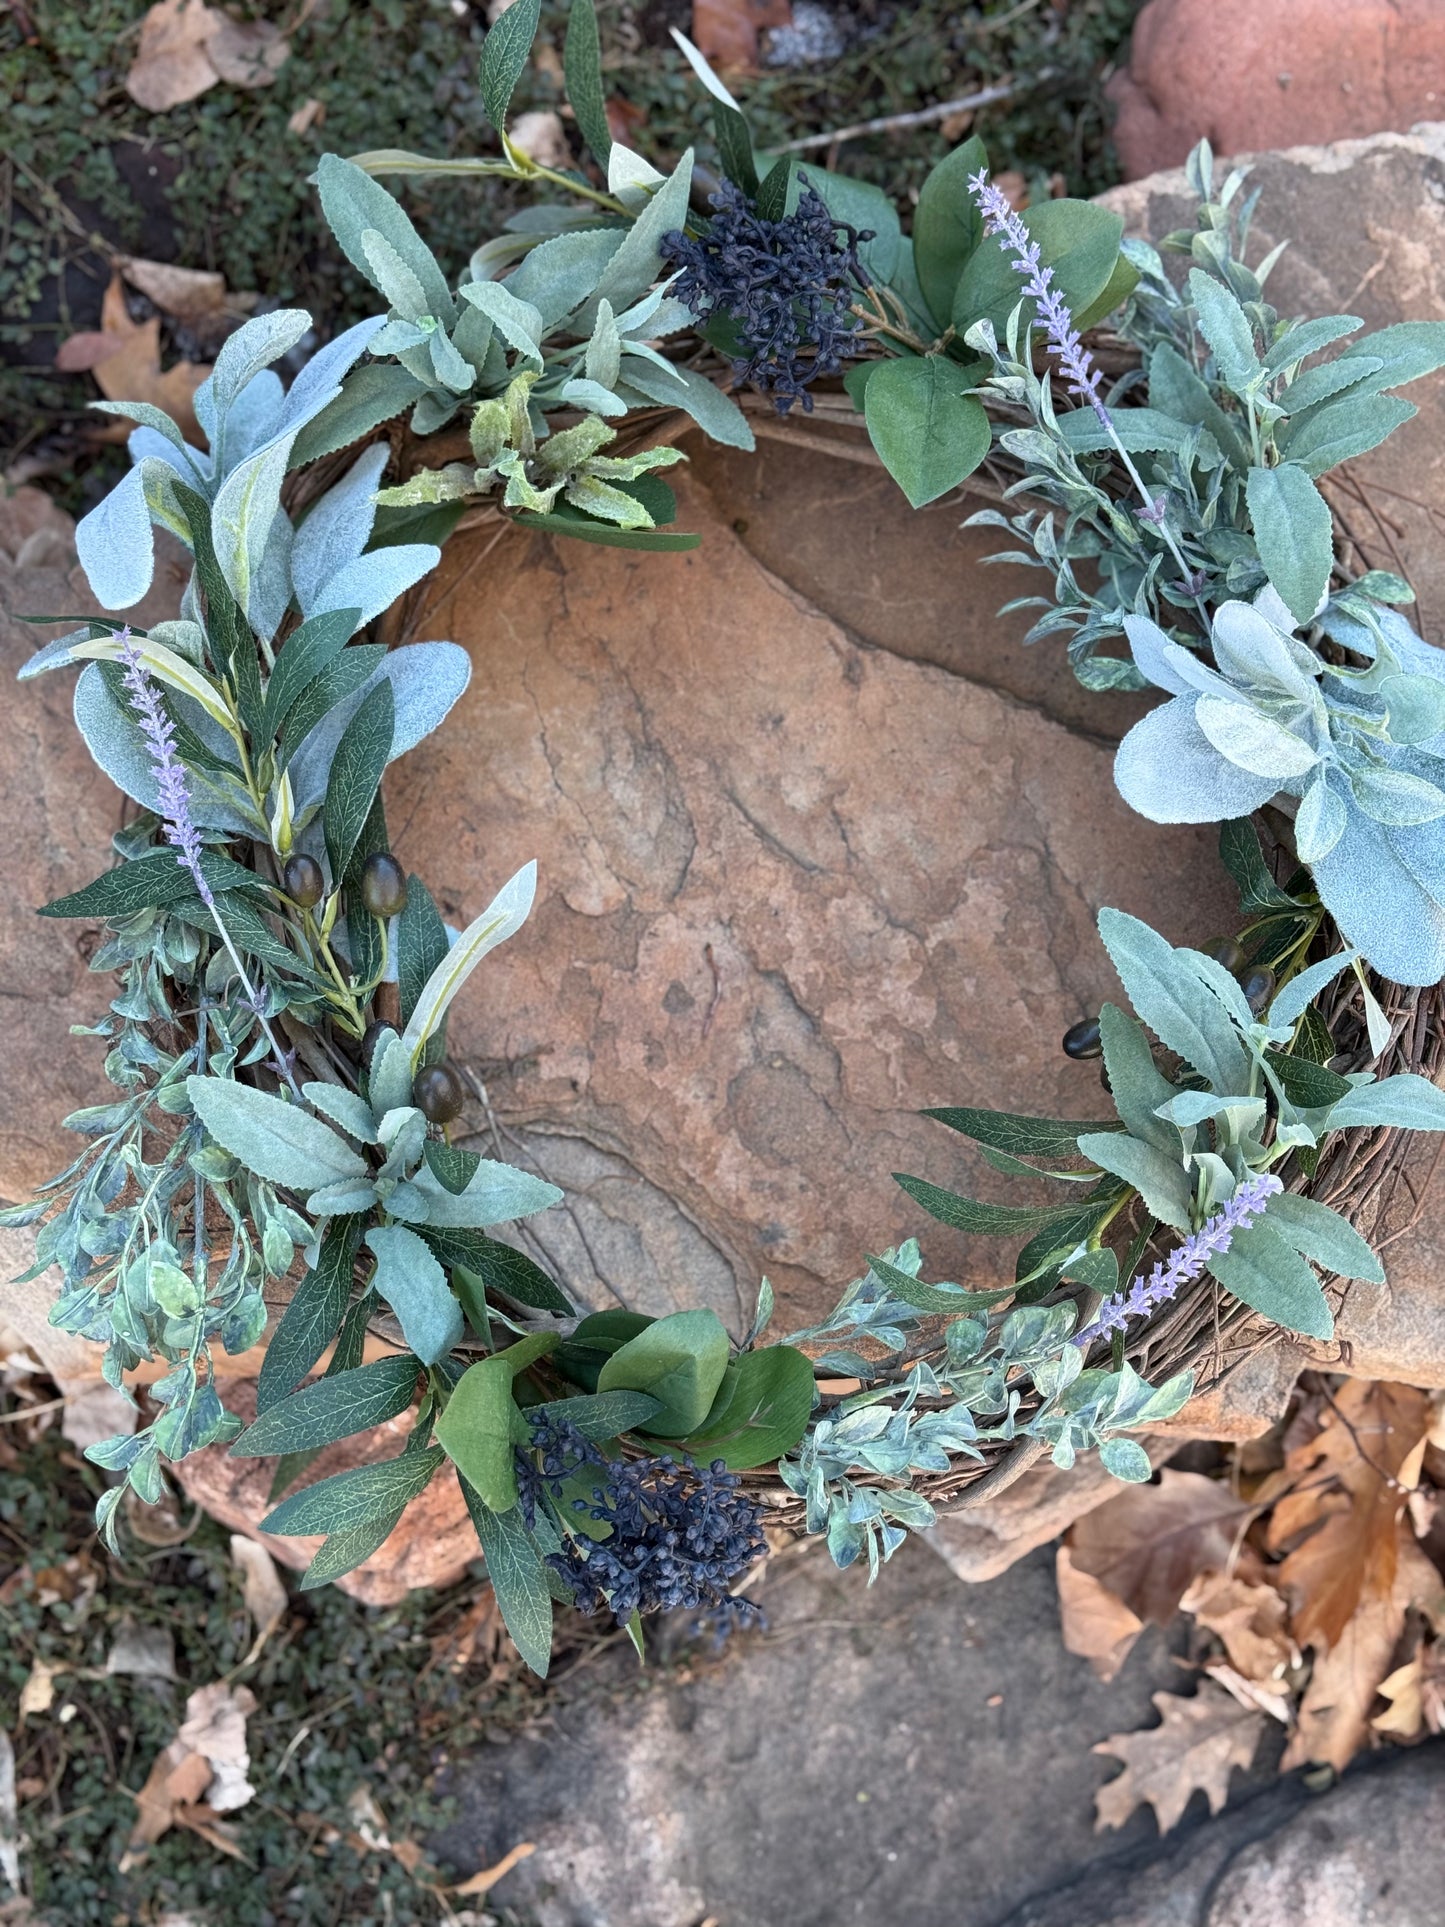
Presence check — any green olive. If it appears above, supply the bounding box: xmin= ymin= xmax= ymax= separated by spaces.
xmin=413 ymin=1063 xmax=465 ymax=1124
xmin=1205 ymin=936 xmax=1248 ymax=975
xmin=281 ymin=852 xmax=324 ymax=909
xmin=1240 ymin=965 xmax=1277 ymax=1015
xmin=1062 ymin=1017 xmax=1103 ymax=1060
xmin=358 ymin=852 xmax=408 ymax=919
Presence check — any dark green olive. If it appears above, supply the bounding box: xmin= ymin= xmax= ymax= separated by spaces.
xmin=1240 ymin=965 xmax=1277 ymax=1014
xmin=360 ymin=1019 xmax=393 ymax=1070
xmin=281 ymin=852 xmax=324 ymax=909
xmin=358 ymin=852 xmax=408 ymax=920
xmin=1063 ymin=1017 xmax=1103 ymax=1060
xmin=413 ymin=1063 xmax=465 ymax=1124
xmin=1205 ymin=936 xmax=1248 ymax=974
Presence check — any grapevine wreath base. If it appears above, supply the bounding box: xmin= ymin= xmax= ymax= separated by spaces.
xmin=12 ymin=16 xmax=1445 ymax=1661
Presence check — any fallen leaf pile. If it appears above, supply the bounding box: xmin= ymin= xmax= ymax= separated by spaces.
xmin=1063 ymin=1378 xmax=1445 ymax=1831
xmin=125 ymin=0 xmax=289 ymax=114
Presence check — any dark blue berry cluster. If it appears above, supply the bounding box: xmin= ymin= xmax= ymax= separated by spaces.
xmin=662 ymin=182 xmax=870 ymax=415
xmin=517 ymin=1415 xmax=766 ymax=1629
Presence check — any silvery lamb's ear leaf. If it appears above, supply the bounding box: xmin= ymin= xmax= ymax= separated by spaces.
xmin=503 ymin=229 xmax=625 ymax=331
xmin=274 ymin=312 xmax=390 ymax=441
xmin=94 ymin=399 xmax=193 ymax=461
xmin=457 ymin=279 xmax=545 ymax=363
xmin=556 ymin=377 xmax=626 ymax=417
xmin=124 ymin=423 xmax=211 ymax=488
xmin=1350 ymin=764 xmax=1445 ymax=827
xmin=619 ymin=356 xmax=755 ymax=450
xmin=17 ymin=626 xmax=95 ymax=680
xmin=1337 ymin=319 xmax=1445 ymax=394
xmin=585 ymin=299 xmax=621 ymax=390
xmin=223 ymin=369 xmax=286 ymax=465
xmin=607 ymin=139 xmax=665 ymax=209
xmin=1097 ymin=908 xmax=1253 ymax=1094
xmin=1266 ymin=949 xmax=1358 ymax=1031
xmin=1281 ymin=393 xmax=1416 ymax=478
xmin=1295 ymin=776 xmax=1347 ymax=864
xmin=428 ymin=325 xmax=475 ymax=395
xmin=411 ymin=1157 xmax=562 ymax=1228
xmin=1310 ymin=808 xmax=1445 ymax=987
xmin=365 ymin=1224 xmax=463 ymax=1365
xmin=1114 ymin=697 xmax=1280 ymax=824
xmin=1074 ymin=1132 xmax=1192 ymax=1231
xmin=360 ymin=227 xmax=431 ymax=319
xmin=303 ymin=541 xmax=441 ymax=628
xmin=1381 ymin=673 xmax=1445 ymax=746
xmin=303 ymin=1082 xmax=381 ymax=1144
xmin=1123 ymin=616 xmax=1194 ymax=695
xmin=290 ymin=640 xmax=470 ymax=809
xmin=401 ymin=861 xmax=537 ymax=1064
xmin=1194 ymin=696 xmax=1319 ymax=780
xmin=246 ymin=500 xmax=295 ymax=644
xmin=1248 ymin=462 xmax=1333 ymax=628
xmin=1265 ymin=1192 xmax=1384 ymax=1283
xmin=581 ymin=151 xmax=695 ymax=324
xmin=185 ymin=1075 xmax=369 ymax=1192
xmin=1188 ymin=268 xmax=1262 ymax=396
xmin=73 ymin=665 xmax=258 ymax=834
xmin=316 ymin=155 xmax=456 ymax=326
xmin=291 ymin=443 xmax=389 ymax=613
xmin=211 ymin=430 xmax=299 ymax=619
xmin=1327 ymin=1072 xmax=1445 ymax=1132
xmin=203 ymin=310 xmax=312 ymax=470
xmin=1207 ymin=1220 xmax=1333 ymax=1338
xmin=1211 ymin=594 xmax=1322 ymax=700
xmin=1097 ymin=1004 xmax=1182 ymax=1153
xmin=367 ymin=1032 xmax=412 ymax=1120
xmin=289 ymin=363 xmax=429 ymax=471
xmin=75 ymin=461 xmax=157 ymax=609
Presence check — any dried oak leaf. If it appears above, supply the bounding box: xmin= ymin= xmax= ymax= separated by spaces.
xmin=126 ymin=0 xmax=218 ymax=111
xmin=1093 ymin=1683 xmax=1264 ymax=1834
xmin=1069 ymin=1468 xmax=1248 ymax=1626
xmin=1283 ymin=1530 xmax=1440 ymax=1772
xmin=1267 ymin=1380 xmax=1429 ymax=1652
xmin=1055 ymin=1545 xmax=1143 ymax=1682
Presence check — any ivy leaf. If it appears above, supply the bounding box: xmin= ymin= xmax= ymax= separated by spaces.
xmin=478 ymin=0 xmax=542 ymax=133
xmin=186 ymin=1077 xmax=368 ymax=1193
xmin=863 ymin=357 xmax=991 ymax=509
xmin=365 ymin=1224 xmax=464 ymax=1366
xmin=233 ymin=1355 xmax=420 ymax=1458
xmin=676 ymin=1346 xmax=816 ymax=1468
xmin=459 ymin=1477 xmax=553 ymax=1676
xmin=596 ymin=1309 xmax=730 ymax=1437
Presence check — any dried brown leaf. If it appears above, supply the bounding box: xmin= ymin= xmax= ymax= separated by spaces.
xmin=1055 ymin=1545 xmax=1143 ymax=1682
xmin=1283 ymin=1532 xmax=1440 ymax=1772
xmin=691 ymin=0 xmax=792 ymax=72
xmin=1268 ymin=1381 xmax=1429 ymax=1652
xmin=1069 ymin=1469 xmax=1249 ymax=1626
xmin=105 ymin=1620 xmax=177 ymax=1682
xmin=124 ymin=1739 xmax=213 ymax=1861
xmin=205 ymin=13 xmax=288 ymax=88
xmin=1371 ymin=1656 xmax=1425 ymax=1740
xmin=53 ymin=332 xmax=127 ymax=374
xmin=17 ymin=1662 xmax=57 ymax=1721
xmin=1093 ymin=1683 xmax=1264 ymax=1834
xmin=126 ymin=0 xmax=218 ymax=110
xmin=178 ymin=1683 xmax=256 ymax=1813
xmin=508 ymin=111 xmax=571 ymax=170
xmin=452 ymin=1840 xmax=537 ymax=1897
xmin=1180 ymin=1570 xmax=1294 ymax=1687
xmin=230 ymin=1535 xmax=287 ymax=1660
xmin=119 ymin=257 xmax=247 ymax=328
xmin=287 ymin=96 xmax=325 ymax=136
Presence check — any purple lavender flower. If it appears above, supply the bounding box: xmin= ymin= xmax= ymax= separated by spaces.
xmin=1072 ymin=1173 xmax=1284 ymax=1349
xmin=966 ymin=169 xmax=1110 ymax=428
xmin=117 ymin=627 xmax=213 ymax=909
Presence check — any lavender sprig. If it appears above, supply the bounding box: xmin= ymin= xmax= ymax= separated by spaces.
xmin=117 ymin=628 xmax=301 ymax=1099
xmin=1072 ymin=1173 xmax=1284 ymax=1350
xmin=966 ymin=169 xmax=1204 ymax=595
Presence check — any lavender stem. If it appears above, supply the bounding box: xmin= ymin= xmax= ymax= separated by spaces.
xmin=117 ymin=629 xmax=302 ymax=1101
xmin=1072 ymin=1173 xmax=1284 ymax=1350
xmin=966 ymin=169 xmax=1204 ymax=596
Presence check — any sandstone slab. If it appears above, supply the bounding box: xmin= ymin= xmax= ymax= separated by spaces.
xmin=1109 ymin=0 xmax=1445 ymax=180
xmin=390 ymin=469 xmax=1234 ymax=1334
xmin=0 ymin=486 xmax=187 ymax=1203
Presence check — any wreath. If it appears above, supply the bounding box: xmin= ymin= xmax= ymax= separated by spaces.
xmin=15 ymin=5 xmax=1445 ymax=1675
